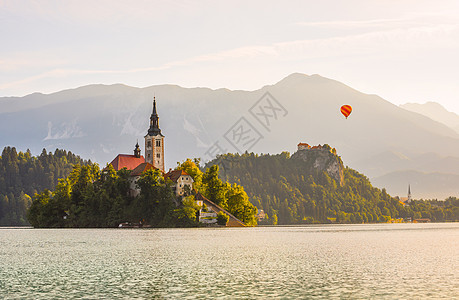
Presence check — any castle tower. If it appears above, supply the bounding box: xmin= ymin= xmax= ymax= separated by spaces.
xmin=144 ymin=97 xmax=165 ymax=172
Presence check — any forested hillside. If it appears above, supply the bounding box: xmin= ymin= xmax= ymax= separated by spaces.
xmin=0 ymin=147 xmax=87 ymax=225
xmin=208 ymin=151 xmax=459 ymax=224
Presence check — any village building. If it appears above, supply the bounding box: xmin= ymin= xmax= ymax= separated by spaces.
xmin=257 ymin=209 xmax=267 ymax=222
xmin=129 ymin=162 xmax=158 ymax=197
xmin=164 ymin=169 xmax=194 ymax=197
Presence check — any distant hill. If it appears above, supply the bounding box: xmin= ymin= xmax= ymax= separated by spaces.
xmin=401 ymin=102 xmax=459 ymax=134
xmin=355 ymin=150 xmax=459 ymax=178
xmin=1 ymin=73 xmax=459 ymax=198
xmin=372 ymin=170 xmax=459 ymax=200
xmin=207 ymin=151 xmax=458 ymax=224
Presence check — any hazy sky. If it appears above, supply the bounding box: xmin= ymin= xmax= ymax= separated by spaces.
xmin=2 ymin=0 xmax=459 ymax=113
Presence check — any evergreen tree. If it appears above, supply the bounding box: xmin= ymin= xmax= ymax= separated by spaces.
xmin=0 ymin=147 xmax=87 ymax=226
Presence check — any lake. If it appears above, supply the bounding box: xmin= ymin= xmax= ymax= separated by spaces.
xmin=0 ymin=223 xmax=457 ymax=299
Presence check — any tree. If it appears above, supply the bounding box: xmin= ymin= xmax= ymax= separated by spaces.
xmin=177 ymin=159 xmax=203 ymax=189
xmin=174 ymin=196 xmax=200 ymax=227
xmin=217 ymin=211 xmax=229 ymax=226
xmin=0 ymin=146 xmax=87 ymax=226
xmin=202 ymin=165 xmax=228 ymax=207
xmin=226 ymin=183 xmax=257 ymax=226
xmin=135 ymin=168 xmax=174 ymax=225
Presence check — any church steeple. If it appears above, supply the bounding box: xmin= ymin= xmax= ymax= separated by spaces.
xmin=134 ymin=141 xmax=141 ymax=158
xmin=407 ymin=184 xmax=412 ymax=203
xmin=144 ymin=97 xmax=165 ymax=172
xmin=148 ymin=97 xmax=162 ymax=136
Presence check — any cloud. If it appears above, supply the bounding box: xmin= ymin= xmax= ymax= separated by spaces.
xmin=2 ymin=17 xmax=458 ymax=95
xmin=296 ymin=18 xmax=414 ymax=29
xmin=296 ymin=11 xmax=459 ymax=30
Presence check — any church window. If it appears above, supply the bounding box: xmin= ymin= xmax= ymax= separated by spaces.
xmin=156 ymin=153 xmax=160 ymax=158
xmin=147 ymin=141 xmax=151 ymax=147
xmin=156 ymin=140 xmax=161 ymax=147
xmin=148 ymin=153 xmax=150 ymax=158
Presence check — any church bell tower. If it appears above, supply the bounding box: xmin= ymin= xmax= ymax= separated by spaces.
xmin=145 ymin=97 xmax=165 ymax=172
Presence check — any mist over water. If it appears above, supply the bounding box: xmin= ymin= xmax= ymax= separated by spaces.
xmin=1 ymin=224 xmax=457 ymax=299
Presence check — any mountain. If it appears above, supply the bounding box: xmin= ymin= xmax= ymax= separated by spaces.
xmin=1 ymin=73 xmax=459 ymax=198
xmin=401 ymin=102 xmax=459 ymax=134
xmin=372 ymin=170 xmax=459 ymax=200
xmin=356 ymin=150 xmax=459 ymax=178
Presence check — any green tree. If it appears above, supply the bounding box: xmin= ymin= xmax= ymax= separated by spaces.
xmin=217 ymin=211 xmax=229 ymax=226
xmin=177 ymin=159 xmax=203 ymax=189
xmin=226 ymin=183 xmax=257 ymax=226
xmin=174 ymin=196 xmax=200 ymax=227
xmin=202 ymin=165 xmax=228 ymax=207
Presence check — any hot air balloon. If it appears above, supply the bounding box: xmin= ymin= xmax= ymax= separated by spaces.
xmin=340 ymin=105 xmax=352 ymax=119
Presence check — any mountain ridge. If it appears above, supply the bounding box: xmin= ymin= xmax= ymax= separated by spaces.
xmin=1 ymin=73 xmax=459 ymax=198
xmin=401 ymin=101 xmax=459 ymax=134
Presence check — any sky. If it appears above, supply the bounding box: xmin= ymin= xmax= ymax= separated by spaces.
xmin=1 ymin=0 xmax=459 ymax=114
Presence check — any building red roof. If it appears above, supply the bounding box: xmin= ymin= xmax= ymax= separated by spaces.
xmin=298 ymin=142 xmax=310 ymax=146
xmin=131 ymin=162 xmax=159 ymax=176
xmin=164 ymin=169 xmax=190 ymax=182
xmin=108 ymin=154 xmax=145 ymax=171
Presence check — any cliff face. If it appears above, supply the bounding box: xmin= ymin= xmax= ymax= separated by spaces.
xmin=291 ymin=148 xmax=344 ymax=186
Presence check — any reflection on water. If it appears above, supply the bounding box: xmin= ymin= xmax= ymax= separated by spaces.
xmin=0 ymin=224 xmax=458 ymax=299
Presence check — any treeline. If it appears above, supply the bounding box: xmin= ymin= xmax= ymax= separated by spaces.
xmin=0 ymin=147 xmax=87 ymax=226
xmin=27 ymin=165 xmax=194 ymax=228
xmin=209 ymin=152 xmax=459 ymax=224
xmin=28 ymin=159 xmax=258 ymax=228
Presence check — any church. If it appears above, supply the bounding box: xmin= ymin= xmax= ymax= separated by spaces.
xmin=107 ymin=98 xmax=193 ymax=197
xmin=106 ymin=98 xmax=245 ymax=227
xmin=108 ymin=98 xmax=165 ymax=173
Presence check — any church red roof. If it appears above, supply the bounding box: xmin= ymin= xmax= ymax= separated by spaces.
xmin=131 ymin=162 xmax=159 ymax=176
xmin=108 ymin=154 xmax=145 ymax=171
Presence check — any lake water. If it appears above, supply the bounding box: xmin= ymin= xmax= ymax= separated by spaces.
xmin=0 ymin=224 xmax=458 ymax=299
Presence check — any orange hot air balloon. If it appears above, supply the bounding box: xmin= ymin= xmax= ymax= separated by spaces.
xmin=340 ymin=105 xmax=352 ymax=119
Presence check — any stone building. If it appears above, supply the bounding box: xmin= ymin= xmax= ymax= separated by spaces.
xmin=164 ymin=169 xmax=194 ymax=197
